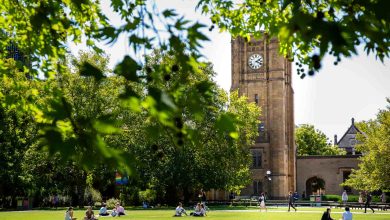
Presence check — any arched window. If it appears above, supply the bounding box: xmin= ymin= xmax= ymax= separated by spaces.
xmin=251 ymin=150 xmax=262 ymax=168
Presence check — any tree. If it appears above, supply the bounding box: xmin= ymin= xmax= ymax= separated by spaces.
xmin=295 ymin=124 xmax=345 ymax=156
xmin=0 ymin=0 xmax=219 ymax=172
xmin=108 ymin=50 xmax=261 ymax=205
xmin=0 ymin=59 xmax=43 ymax=207
xmin=1 ymin=0 xmax=388 ymax=173
xmin=343 ymin=99 xmax=390 ymax=191
xmin=198 ymin=0 xmax=390 ymax=77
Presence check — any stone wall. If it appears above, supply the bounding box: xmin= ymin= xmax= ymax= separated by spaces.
xmin=296 ymin=155 xmax=359 ymax=197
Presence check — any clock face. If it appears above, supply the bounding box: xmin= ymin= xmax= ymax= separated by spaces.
xmin=248 ymin=54 xmax=263 ymax=70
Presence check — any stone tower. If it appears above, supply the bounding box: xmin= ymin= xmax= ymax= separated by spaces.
xmin=231 ymin=36 xmax=295 ymax=199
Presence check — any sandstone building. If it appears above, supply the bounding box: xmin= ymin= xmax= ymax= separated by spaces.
xmin=230 ymin=35 xmax=295 ymax=199
xmin=207 ymin=36 xmax=362 ymax=201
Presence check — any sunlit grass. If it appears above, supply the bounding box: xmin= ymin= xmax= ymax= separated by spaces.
xmin=0 ymin=206 xmax=388 ymax=220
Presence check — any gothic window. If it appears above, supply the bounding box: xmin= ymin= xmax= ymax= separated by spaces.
xmin=258 ymin=123 xmax=265 ymax=132
xmin=255 ymin=94 xmax=259 ymax=104
xmin=253 ymin=180 xmax=263 ymax=195
xmin=252 ymin=150 xmax=262 ymax=168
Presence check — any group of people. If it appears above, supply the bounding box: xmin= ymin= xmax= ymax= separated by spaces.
xmin=256 ymin=191 xmax=297 ymax=212
xmin=174 ymin=202 xmax=207 ymax=217
xmin=343 ymin=190 xmax=387 ymax=213
xmin=64 ymin=202 xmax=125 ymax=220
xmin=321 ymin=207 xmax=352 ymax=220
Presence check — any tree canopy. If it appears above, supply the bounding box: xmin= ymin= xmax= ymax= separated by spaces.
xmin=343 ymin=99 xmax=390 ymax=191
xmin=0 ymin=49 xmax=261 ymax=206
xmin=0 ymin=0 xmax=389 ymax=204
xmin=0 ymin=0 xmax=388 ymax=172
xmin=198 ymin=0 xmax=390 ymax=78
xmin=295 ymin=124 xmax=345 ymax=156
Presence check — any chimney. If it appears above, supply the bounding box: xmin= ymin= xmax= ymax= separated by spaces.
xmin=334 ymin=135 xmax=338 ymax=145
xmin=351 ymin=118 xmax=355 ymax=125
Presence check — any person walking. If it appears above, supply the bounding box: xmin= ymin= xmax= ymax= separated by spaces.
xmin=380 ymin=192 xmax=386 ymax=203
xmin=342 ymin=207 xmax=353 ymax=220
xmin=364 ymin=192 xmax=375 ymax=213
xmin=342 ymin=190 xmax=348 ymax=206
xmin=358 ymin=192 xmax=364 ymax=209
xmin=259 ymin=192 xmax=267 ymax=212
xmin=287 ymin=191 xmax=297 ymax=212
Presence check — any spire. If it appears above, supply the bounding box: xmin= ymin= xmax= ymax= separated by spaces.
xmin=351 ymin=118 xmax=355 ymax=125
xmin=334 ymin=135 xmax=338 ymax=145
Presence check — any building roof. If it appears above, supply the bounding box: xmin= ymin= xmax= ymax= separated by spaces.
xmin=335 ymin=118 xmax=366 ymax=154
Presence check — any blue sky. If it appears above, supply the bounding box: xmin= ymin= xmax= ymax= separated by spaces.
xmin=71 ymin=0 xmax=390 ymax=141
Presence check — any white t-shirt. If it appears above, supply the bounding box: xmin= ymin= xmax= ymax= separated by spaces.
xmin=175 ymin=206 xmax=186 ymax=216
xmin=342 ymin=192 xmax=348 ymax=201
xmin=65 ymin=211 xmax=72 ymax=220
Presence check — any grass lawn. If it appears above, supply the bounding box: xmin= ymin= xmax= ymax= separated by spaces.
xmin=0 ymin=207 xmax=388 ymax=220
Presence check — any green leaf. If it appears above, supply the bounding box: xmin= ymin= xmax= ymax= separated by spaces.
xmin=80 ymin=61 xmax=105 ymax=81
xmin=93 ymin=119 xmax=121 ymax=134
xmin=162 ymin=9 xmax=178 ymax=18
xmin=114 ymin=55 xmax=141 ymax=82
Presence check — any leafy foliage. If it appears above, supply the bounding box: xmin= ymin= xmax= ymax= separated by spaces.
xmin=295 ymin=124 xmax=345 ymax=156
xmin=343 ymin=99 xmax=390 ymax=191
xmin=197 ymin=0 xmax=390 ymax=78
xmin=0 ymin=48 xmax=260 ymax=206
xmin=116 ymin=50 xmax=261 ymax=204
xmin=0 ymin=0 xmax=217 ymax=174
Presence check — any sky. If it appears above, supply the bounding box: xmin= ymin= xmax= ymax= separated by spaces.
xmin=72 ymin=0 xmax=390 ymax=141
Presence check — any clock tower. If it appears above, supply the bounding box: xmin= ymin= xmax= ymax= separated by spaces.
xmin=231 ymin=35 xmax=295 ymax=199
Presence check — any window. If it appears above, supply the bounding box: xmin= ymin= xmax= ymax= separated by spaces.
xmin=255 ymin=94 xmax=259 ymax=104
xmin=253 ymin=180 xmax=263 ymax=195
xmin=258 ymin=123 xmax=265 ymax=132
xmin=252 ymin=150 xmax=262 ymax=168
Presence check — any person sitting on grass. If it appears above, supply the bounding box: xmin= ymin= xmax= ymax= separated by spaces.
xmin=341 ymin=206 xmax=352 ymax=220
xmin=190 ymin=203 xmax=201 ymax=216
xmin=321 ymin=208 xmax=334 ymax=220
xmin=174 ymin=202 xmax=188 ymax=217
xmin=190 ymin=203 xmax=206 ymax=217
xmin=99 ymin=203 xmax=109 ymax=216
xmin=65 ymin=206 xmax=77 ymax=220
xmin=112 ymin=202 xmax=125 ymax=217
xmin=84 ymin=206 xmax=96 ymax=220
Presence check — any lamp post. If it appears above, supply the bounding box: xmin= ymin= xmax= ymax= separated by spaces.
xmin=266 ymin=170 xmax=272 ymax=180
xmin=265 ymin=170 xmax=272 ymax=198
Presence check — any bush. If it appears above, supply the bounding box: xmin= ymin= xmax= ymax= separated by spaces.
xmin=322 ymin=194 xmax=360 ymax=202
xmin=106 ymin=198 xmax=120 ymax=209
xmin=84 ymin=187 xmax=102 ymax=205
xmin=322 ymin=195 xmax=340 ymax=202
xmin=346 ymin=195 xmax=359 ymax=202
xmin=138 ymin=189 xmax=156 ymax=203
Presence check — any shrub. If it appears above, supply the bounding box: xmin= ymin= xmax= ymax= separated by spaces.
xmin=322 ymin=194 xmax=361 ymax=202
xmin=322 ymin=195 xmax=340 ymax=202
xmin=346 ymin=195 xmax=359 ymax=202
xmin=106 ymin=198 xmax=120 ymax=209
xmin=84 ymin=187 xmax=102 ymax=205
xmin=138 ymin=189 xmax=157 ymax=203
